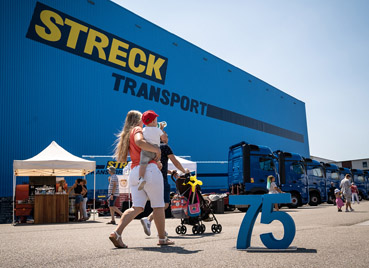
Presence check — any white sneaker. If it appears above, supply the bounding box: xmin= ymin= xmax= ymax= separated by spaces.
xmin=138 ymin=178 xmax=146 ymax=191
xmin=140 ymin=217 xmax=151 ymax=236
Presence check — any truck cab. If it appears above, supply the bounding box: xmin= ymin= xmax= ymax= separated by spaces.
xmin=228 ymin=142 xmax=277 ymax=197
xmin=274 ymin=151 xmax=308 ymax=208
xmin=228 ymin=142 xmax=278 ymax=211
xmin=322 ymin=163 xmax=340 ymax=203
xmin=303 ymin=158 xmax=327 ymax=206
xmin=338 ymin=167 xmax=352 ymax=181
xmin=364 ymin=171 xmax=369 ymax=200
xmin=351 ymin=169 xmax=367 ymax=201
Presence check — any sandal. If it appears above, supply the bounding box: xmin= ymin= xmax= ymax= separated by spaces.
xmin=106 ymin=220 xmax=116 ymax=225
xmin=157 ymin=237 xmax=175 ymax=246
xmin=109 ymin=231 xmax=128 ymax=248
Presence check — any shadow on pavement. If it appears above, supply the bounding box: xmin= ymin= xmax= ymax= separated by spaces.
xmin=246 ymin=247 xmax=317 ymax=253
xmin=167 ymin=232 xmax=217 ymax=239
xmin=13 ymin=220 xmax=103 ymax=227
xmin=132 ymin=246 xmax=203 ymax=254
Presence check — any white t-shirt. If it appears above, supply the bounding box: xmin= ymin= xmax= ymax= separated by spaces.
xmin=268 ymin=182 xmax=279 ymax=194
xmin=143 ymin=127 xmax=163 ymax=146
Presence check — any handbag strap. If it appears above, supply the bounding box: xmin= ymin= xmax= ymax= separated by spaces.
xmin=189 ymin=188 xmax=200 ymax=204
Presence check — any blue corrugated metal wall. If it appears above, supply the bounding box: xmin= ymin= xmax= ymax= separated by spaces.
xmin=0 ymin=0 xmax=309 ymax=197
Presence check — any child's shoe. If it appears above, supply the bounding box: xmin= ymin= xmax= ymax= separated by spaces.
xmin=138 ymin=177 xmax=146 ymax=191
xmin=338 ymin=208 xmax=342 ymax=212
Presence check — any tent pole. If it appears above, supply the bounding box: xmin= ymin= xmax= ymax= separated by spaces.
xmin=93 ymin=168 xmax=96 ymax=221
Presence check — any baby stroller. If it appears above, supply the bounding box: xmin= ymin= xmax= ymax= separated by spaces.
xmin=171 ymin=173 xmax=222 ymax=235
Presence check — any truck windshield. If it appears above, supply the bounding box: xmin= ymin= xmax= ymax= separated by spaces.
xmin=291 ymin=162 xmax=304 ymax=174
xmin=327 ymin=171 xmax=340 ymax=180
xmin=259 ymin=157 xmax=275 ymax=171
xmin=307 ymin=166 xmax=324 ymax=177
xmin=355 ymin=175 xmax=365 ymax=183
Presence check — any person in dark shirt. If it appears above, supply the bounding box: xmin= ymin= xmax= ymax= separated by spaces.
xmin=68 ymin=178 xmax=87 ymax=221
xmin=81 ymin=179 xmax=88 ymax=220
xmin=328 ymin=182 xmax=336 ymax=205
xmin=140 ymin=130 xmax=186 ymax=236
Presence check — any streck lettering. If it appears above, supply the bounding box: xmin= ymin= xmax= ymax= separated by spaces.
xmin=26 ymin=2 xmax=168 ymax=84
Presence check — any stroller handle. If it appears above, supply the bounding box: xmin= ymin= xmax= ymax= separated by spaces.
xmin=171 ymin=171 xmax=191 ymax=184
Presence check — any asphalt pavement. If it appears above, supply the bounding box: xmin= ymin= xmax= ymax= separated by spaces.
xmin=1 ymin=201 xmax=369 ymax=268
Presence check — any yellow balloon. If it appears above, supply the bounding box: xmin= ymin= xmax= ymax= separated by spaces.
xmin=187 ymin=175 xmax=202 ymax=192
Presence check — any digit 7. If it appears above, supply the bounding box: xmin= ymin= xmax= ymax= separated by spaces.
xmin=228 ymin=195 xmax=263 ymax=249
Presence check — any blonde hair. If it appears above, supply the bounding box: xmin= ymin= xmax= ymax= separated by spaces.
xmin=114 ymin=110 xmax=142 ymax=163
xmin=267 ymin=175 xmax=274 ymax=189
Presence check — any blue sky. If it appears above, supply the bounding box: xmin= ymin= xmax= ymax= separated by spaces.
xmin=112 ymin=0 xmax=369 ymax=161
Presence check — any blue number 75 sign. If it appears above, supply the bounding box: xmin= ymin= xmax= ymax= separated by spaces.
xmin=229 ymin=193 xmax=296 ymax=250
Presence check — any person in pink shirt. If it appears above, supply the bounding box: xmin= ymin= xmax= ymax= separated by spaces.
xmin=351 ymin=183 xmax=360 ymax=204
xmin=335 ymin=189 xmax=344 ymax=212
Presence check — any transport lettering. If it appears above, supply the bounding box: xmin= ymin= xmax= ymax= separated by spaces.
xmin=112 ymin=73 xmax=208 ymax=115
xmin=26 ymin=2 xmax=168 ymax=84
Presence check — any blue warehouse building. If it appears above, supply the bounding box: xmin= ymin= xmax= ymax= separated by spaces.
xmin=0 ymin=0 xmax=309 ymax=219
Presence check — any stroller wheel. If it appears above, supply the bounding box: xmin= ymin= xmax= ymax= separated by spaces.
xmin=176 ymin=225 xmax=182 ymax=234
xmin=196 ymin=225 xmax=204 ymax=234
xmin=181 ymin=225 xmax=187 ymax=234
xmin=192 ymin=225 xmax=199 ymax=235
xmin=211 ymin=224 xmax=222 ymax=234
xmin=201 ymin=224 xmax=206 ymax=233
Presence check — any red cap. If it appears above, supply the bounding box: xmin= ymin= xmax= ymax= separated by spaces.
xmin=142 ymin=110 xmax=158 ymax=125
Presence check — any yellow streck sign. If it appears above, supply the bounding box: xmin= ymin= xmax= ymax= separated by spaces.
xmin=26 ymin=2 xmax=168 ymax=84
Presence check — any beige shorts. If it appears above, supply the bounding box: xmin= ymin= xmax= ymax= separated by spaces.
xmin=129 ymin=163 xmax=164 ymax=208
xmin=344 ymin=193 xmax=352 ymax=202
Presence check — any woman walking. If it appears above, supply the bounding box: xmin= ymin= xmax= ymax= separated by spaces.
xmin=109 ymin=110 xmax=174 ymax=248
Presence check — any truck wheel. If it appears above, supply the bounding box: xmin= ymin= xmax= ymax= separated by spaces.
xmin=309 ymin=192 xmax=319 ymax=206
xmin=358 ymin=193 xmax=363 ymax=202
xmin=288 ymin=193 xmax=300 ymax=208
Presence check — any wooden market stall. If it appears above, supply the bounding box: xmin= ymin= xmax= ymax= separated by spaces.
xmin=13 ymin=141 xmax=96 ymax=225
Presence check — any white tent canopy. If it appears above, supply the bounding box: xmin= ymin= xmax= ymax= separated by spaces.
xmin=12 ymin=141 xmax=96 ymax=224
xmin=14 ymin=141 xmax=95 ymax=176
xmin=168 ymin=156 xmax=197 ymax=173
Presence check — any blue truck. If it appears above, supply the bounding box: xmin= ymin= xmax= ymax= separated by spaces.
xmin=228 ymin=142 xmax=277 ymax=211
xmin=228 ymin=142 xmax=310 ymax=210
xmin=228 ymin=142 xmax=276 ymax=195
xmin=303 ymin=158 xmax=327 ymax=206
xmin=321 ymin=163 xmax=340 ymax=203
xmin=351 ymin=169 xmax=368 ymax=201
xmin=274 ymin=150 xmax=309 ymax=208
xmin=364 ymin=171 xmax=369 ymax=199
xmin=338 ymin=167 xmax=352 ymax=180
